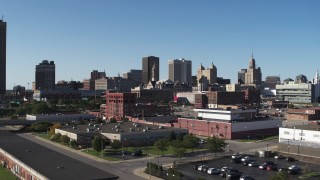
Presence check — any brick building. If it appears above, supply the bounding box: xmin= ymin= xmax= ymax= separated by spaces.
xmin=105 ymin=91 xmax=136 ymax=120
xmin=206 ymin=91 xmax=244 ymax=108
xmin=286 ymin=107 xmax=320 ymax=121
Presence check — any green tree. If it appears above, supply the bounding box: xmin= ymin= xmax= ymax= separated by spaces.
xmin=110 ymin=140 xmax=122 ymax=152
xmin=31 ymin=101 xmax=51 ymax=114
xmin=29 ymin=122 xmax=53 ymax=132
xmin=60 ymin=135 xmax=70 ymax=145
xmin=172 ymin=140 xmax=186 ymax=159
xmin=109 ymin=118 xmax=117 ymax=123
xmin=154 ymin=138 xmax=169 ymax=156
xmin=70 ymin=139 xmax=78 ymax=148
xmin=168 ymin=131 xmax=177 ymax=142
xmin=92 ymin=136 xmax=105 ymax=152
xmin=50 ymin=133 xmax=61 ymax=142
xmin=206 ymin=136 xmax=227 ymax=156
xmin=182 ymin=134 xmax=199 ymax=152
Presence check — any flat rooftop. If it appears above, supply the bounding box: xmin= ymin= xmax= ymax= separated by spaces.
xmin=0 ymin=131 xmax=118 ymax=180
xmin=58 ymin=121 xmax=184 ymax=135
xmin=286 ymin=124 xmax=320 ymax=131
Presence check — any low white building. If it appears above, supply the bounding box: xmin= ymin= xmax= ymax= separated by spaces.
xmin=26 ymin=114 xmax=95 ymax=121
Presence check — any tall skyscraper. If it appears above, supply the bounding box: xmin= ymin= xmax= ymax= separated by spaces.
xmin=244 ymin=54 xmax=262 ymax=85
xmin=35 ymin=60 xmax=55 ymax=90
xmin=142 ymin=56 xmax=159 ymax=84
xmin=168 ymin=58 xmax=192 ymax=84
xmin=0 ymin=19 xmax=6 ymax=94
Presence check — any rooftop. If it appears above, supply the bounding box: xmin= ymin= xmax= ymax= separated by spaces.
xmin=58 ymin=121 xmax=181 ymax=135
xmin=0 ymin=130 xmax=118 ymax=180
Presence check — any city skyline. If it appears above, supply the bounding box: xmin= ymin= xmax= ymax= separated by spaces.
xmin=0 ymin=0 xmax=319 ymax=89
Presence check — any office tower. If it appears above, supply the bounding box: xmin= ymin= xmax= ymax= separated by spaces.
xmin=197 ymin=62 xmax=217 ymax=84
xmin=91 ymin=70 xmax=106 ymax=80
xmin=123 ymin=69 xmax=142 ymax=84
xmin=238 ymin=69 xmax=247 ymax=84
xmin=265 ymin=76 xmax=280 ymax=89
xmin=168 ymin=58 xmax=192 ymax=84
xmin=35 ymin=60 xmax=55 ymax=90
xmin=0 ymin=19 xmax=6 ymax=94
xmin=142 ymin=56 xmax=159 ymax=84
xmin=244 ymin=54 xmax=262 ymax=85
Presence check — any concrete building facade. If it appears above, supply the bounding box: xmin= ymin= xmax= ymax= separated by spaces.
xmin=168 ymin=58 xmax=192 ymax=84
xmin=276 ymin=81 xmax=320 ymax=104
xmin=0 ymin=19 xmax=6 ymax=94
xmin=197 ymin=62 xmax=217 ymax=85
xmin=35 ymin=60 xmax=55 ymax=90
xmin=244 ymin=54 xmax=262 ymax=85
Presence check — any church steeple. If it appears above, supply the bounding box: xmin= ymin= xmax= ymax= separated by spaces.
xmin=249 ymin=53 xmax=255 ymax=69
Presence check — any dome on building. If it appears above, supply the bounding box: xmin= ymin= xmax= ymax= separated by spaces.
xmin=295 ymin=74 xmax=308 ymax=83
xmin=283 ymin=78 xmax=294 ymax=83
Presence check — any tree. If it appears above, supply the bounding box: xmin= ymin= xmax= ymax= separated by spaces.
xmin=206 ymin=136 xmax=227 ymax=156
xmin=31 ymin=101 xmax=51 ymax=114
xmin=29 ymin=122 xmax=53 ymax=132
xmin=110 ymin=140 xmax=121 ymax=152
xmin=182 ymin=134 xmax=199 ymax=152
xmin=168 ymin=131 xmax=177 ymax=142
xmin=109 ymin=118 xmax=117 ymax=123
xmin=70 ymin=139 xmax=78 ymax=148
xmin=49 ymin=123 xmax=61 ymax=136
xmin=171 ymin=140 xmax=186 ymax=159
xmin=92 ymin=136 xmax=105 ymax=152
xmin=154 ymin=138 xmax=169 ymax=156
xmin=60 ymin=135 xmax=70 ymax=145
xmin=50 ymin=133 xmax=61 ymax=142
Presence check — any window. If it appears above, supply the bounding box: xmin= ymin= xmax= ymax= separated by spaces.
xmin=299 ymin=133 xmax=305 ymax=136
xmin=313 ymin=134 xmax=320 ymax=138
xmin=284 ymin=131 xmax=290 ymax=135
xmin=14 ymin=165 xmax=20 ymax=174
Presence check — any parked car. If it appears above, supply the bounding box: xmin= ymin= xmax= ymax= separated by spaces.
xmin=231 ymin=153 xmax=243 ymax=159
xmin=274 ymin=155 xmax=285 ymax=159
xmin=266 ymin=164 xmax=277 ymax=171
xmin=288 ymin=165 xmax=301 ymax=171
xmin=132 ymin=149 xmax=142 ymax=156
xmin=240 ymin=176 xmax=255 ymax=180
xmin=241 ymin=156 xmax=251 ymax=162
xmin=248 ymin=161 xmax=259 ymax=167
xmin=243 ymin=159 xmax=254 ymax=166
xmin=225 ymin=169 xmax=242 ymax=179
xmin=201 ymin=165 xmax=209 ymax=172
xmin=231 ymin=157 xmax=242 ymax=163
xmin=207 ymin=168 xmax=220 ymax=175
xmin=259 ymin=161 xmax=274 ymax=170
xmin=194 ymin=164 xmax=201 ymax=170
xmin=197 ymin=165 xmax=208 ymax=172
xmin=286 ymin=157 xmax=295 ymax=162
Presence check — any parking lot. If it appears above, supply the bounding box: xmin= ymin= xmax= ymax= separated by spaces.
xmin=177 ymin=154 xmax=320 ymax=180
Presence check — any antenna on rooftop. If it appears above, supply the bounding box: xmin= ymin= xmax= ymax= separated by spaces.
xmin=1 ymin=15 xmax=3 ymax=21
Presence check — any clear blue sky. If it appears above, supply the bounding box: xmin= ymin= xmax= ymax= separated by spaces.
xmin=1 ymin=0 xmax=319 ymax=89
